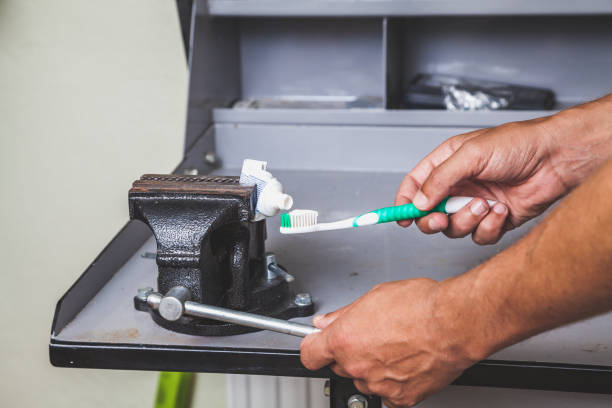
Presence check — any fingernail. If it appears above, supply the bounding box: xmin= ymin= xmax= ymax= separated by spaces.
xmin=470 ymin=200 xmax=487 ymax=216
xmin=493 ymin=203 xmax=507 ymax=215
xmin=312 ymin=315 xmax=325 ymax=325
xmin=428 ymin=218 xmax=441 ymax=232
xmin=413 ymin=191 xmax=428 ymax=209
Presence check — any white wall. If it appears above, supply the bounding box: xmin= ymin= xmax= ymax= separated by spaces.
xmin=0 ymin=1 xmax=225 ymax=406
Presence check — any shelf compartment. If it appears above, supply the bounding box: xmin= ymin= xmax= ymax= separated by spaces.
xmin=385 ymin=16 xmax=612 ymax=110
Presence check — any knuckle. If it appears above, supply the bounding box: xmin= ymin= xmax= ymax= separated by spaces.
xmin=345 ymin=362 xmax=368 ymax=378
xmin=368 ymin=382 xmax=389 ymax=396
xmin=413 ymin=277 xmax=436 ymax=286
xmin=447 ymin=134 xmax=467 ymax=149
xmin=331 ymin=364 xmax=348 ymax=377
xmin=498 ymin=122 xmax=521 ymax=132
xmin=371 ymin=283 xmax=383 ymax=291
xmin=329 ymin=332 xmax=347 ymax=351
xmin=371 ymin=282 xmax=389 ymax=292
xmin=353 ymin=380 xmax=370 ymax=395
xmin=461 ymin=140 xmax=483 ymax=157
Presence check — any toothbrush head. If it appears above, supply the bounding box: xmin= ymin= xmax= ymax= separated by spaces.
xmin=280 ymin=209 xmax=319 ymax=234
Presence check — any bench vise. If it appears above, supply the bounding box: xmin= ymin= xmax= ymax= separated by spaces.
xmin=129 ymin=174 xmax=314 ymax=336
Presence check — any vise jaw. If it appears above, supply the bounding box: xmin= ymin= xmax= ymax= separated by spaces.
xmin=129 ymin=174 xmax=313 ymax=336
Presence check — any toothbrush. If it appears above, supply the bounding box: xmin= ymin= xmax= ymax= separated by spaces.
xmin=280 ymin=196 xmax=496 ymax=234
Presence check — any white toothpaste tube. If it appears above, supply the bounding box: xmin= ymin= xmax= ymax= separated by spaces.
xmin=240 ymin=159 xmax=293 ymax=218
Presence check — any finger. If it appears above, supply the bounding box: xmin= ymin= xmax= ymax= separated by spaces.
xmin=382 ymin=399 xmax=400 ymax=408
xmin=395 ymin=130 xmax=488 ymax=228
xmin=367 ymin=380 xmax=404 ymax=400
xmin=330 ymin=363 xmax=351 ymax=378
xmin=300 ymin=332 xmax=334 ymax=371
xmin=406 ymin=130 xmax=485 ymax=187
xmin=353 ymin=379 xmax=373 ymax=395
xmin=394 ymin=174 xmax=419 ymax=227
xmin=398 ymin=218 xmax=413 ymax=228
xmin=472 ymin=203 xmax=509 ymax=245
xmin=313 ymin=304 xmax=351 ymax=329
xmin=412 ymin=141 xmax=487 ymax=211
xmin=414 ymin=213 xmax=449 ymax=234
xmin=443 ymin=198 xmax=490 ymax=238
xmin=394 ymin=133 xmax=479 ymax=227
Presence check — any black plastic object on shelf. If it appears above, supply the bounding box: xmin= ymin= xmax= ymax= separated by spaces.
xmin=403 ymin=74 xmax=556 ymax=111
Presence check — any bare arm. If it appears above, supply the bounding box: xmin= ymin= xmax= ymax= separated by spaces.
xmin=301 ymin=158 xmax=612 ymax=408
xmin=300 ymin=96 xmax=612 ymax=407
xmin=444 ymin=157 xmax=612 ymax=359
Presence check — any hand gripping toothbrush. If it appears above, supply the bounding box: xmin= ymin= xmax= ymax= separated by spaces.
xmin=280 ymin=196 xmax=496 ymax=234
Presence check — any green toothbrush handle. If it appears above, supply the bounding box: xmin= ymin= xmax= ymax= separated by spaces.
xmin=373 ymin=197 xmax=449 ymax=224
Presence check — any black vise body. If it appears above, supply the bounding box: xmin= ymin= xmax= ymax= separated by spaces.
xmin=129 ymin=174 xmax=265 ymax=310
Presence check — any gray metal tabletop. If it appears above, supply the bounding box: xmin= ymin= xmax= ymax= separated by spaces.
xmin=53 ymin=168 xmax=612 ymax=367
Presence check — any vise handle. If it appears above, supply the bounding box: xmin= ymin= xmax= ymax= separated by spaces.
xmin=139 ymin=287 xmax=321 ymax=338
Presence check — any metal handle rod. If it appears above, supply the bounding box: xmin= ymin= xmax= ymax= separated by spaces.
xmin=183 ymin=301 xmax=320 ymax=337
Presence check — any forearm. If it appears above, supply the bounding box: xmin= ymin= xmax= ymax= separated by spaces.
xmin=438 ymin=157 xmax=612 ymax=361
xmin=547 ymin=93 xmax=612 ymax=189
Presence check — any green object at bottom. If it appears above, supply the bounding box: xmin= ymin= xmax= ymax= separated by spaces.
xmin=154 ymin=372 xmax=195 ymax=408
xmin=372 ymin=196 xmax=450 ymax=224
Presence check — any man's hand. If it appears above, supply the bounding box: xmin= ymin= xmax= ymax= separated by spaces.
xmin=300 ymin=279 xmax=480 ymax=408
xmin=395 ymin=95 xmax=612 ymax=244
xmin=302 ymin=157 xmax=612 ymax=407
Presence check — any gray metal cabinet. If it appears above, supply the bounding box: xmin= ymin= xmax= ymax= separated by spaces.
xmin=51 ymin=1 xmax=612 ymax=406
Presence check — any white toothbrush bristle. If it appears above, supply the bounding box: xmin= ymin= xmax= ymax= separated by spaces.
xmin=288 ymin=209 xmax=318 ymax=228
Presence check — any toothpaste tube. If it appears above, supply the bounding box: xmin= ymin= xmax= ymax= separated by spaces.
xmin=240 ymin=159 xmax=293 ymax=218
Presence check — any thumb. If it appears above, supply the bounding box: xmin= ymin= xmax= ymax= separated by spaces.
xmin=412 ymin=142 xmax=484 ymax=211
xmin=300 ymin=330 xmax=334 ymax=370
xmin=312 ymin=304 xmax=351 ymax=329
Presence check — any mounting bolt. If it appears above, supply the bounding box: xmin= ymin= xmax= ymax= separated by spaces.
xmin=265 ymin=253 xmax=278 ymax=281
xmin=265 ymin=253 xmax=278 ymax=268
xmin=294 ymin=293 xmax=312 ymax=307
xmin=265 ymin=252 xmax=295 ymax=282
xmin=182 ymin=168 xmax=199 ymax=175
xmin=347 ymin=394 xmax=368 ymax=408
xmin=323 ymin=380 xmax=330 ymax=397
xmin=136 ymin=287 xmax=154 ymax=302
xmin=204 ymin=151 xmax=219 ymax=166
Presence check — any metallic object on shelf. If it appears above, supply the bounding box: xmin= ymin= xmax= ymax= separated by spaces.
xmin=130 ymin=174 xmax=314 ymax=336
xmin=140 ymin=287 xmax=320 ymax=337
xmin=403 ymin=73 xmax=556 ymax=111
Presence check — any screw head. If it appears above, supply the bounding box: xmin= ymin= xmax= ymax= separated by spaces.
xmin=182 ymin=168 xmax=199 ymax=175
xmin=294 ymin=293 xmax=312 ymax=307
xmin=347 ymin=394 xmax=368 ymax=408
xmin=204 ymin=151 xmax=219 ymax=166
xmin=136 ymin=287 xmax=153 ymax=302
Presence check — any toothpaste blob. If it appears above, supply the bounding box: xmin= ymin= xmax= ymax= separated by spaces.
xmin=240 ymin=159 xmax=293 ymax=217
